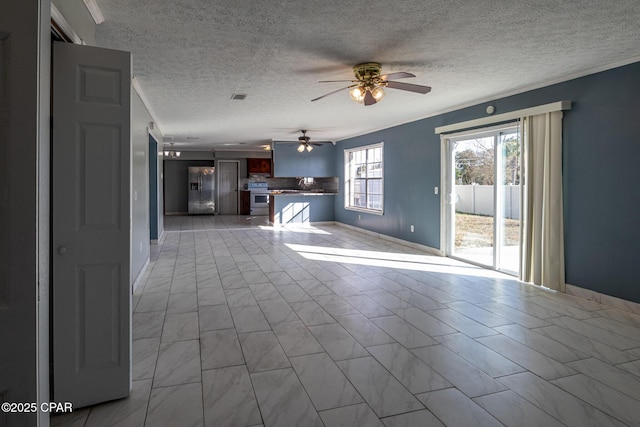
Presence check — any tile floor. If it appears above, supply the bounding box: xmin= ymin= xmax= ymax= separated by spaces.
xmin=52 ymin=215 xmax=640 ymax=427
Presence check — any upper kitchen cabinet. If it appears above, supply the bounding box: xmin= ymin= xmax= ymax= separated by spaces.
xmin=273 ymin=142 xmax=336 ymax=177
xmin=247 ymin=157 xmax=272 ymax=177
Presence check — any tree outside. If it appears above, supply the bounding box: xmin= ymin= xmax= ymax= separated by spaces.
xmin=454 ymin=135 xmax=520 ymax=186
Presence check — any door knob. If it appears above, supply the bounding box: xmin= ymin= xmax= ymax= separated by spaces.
xmin=58 ymin=246 xmax=68 ymax=255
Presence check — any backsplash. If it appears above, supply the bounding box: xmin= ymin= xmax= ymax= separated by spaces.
xmin=242 ymin=176 xmax=339 ymax=192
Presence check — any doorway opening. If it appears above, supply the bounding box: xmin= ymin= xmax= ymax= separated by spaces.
xmin=445 ymin=123 xmax=521 ymax=275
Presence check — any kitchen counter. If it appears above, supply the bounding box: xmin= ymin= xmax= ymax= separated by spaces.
xmin=270 ymin=190 xmax=338 ymax=196
xmin=269 ymin=192 xmax=336 ymax=224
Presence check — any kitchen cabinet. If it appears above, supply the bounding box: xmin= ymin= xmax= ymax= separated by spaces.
xmin=247 ymin=158 xmax=272 ymax=177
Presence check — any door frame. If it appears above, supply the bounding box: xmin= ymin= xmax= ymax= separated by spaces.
xmin=217 ymin=160 xmax=240 ymax=214
xmin=441 ymin=122 xmax=521 ymax=275
xmin=0 ymin=2 xmax=50 ymax=426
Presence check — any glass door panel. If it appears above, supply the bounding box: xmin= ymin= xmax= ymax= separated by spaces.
xmin=447 ymin=124 xmax=521 ymax=276
xmin=497 ymin=130 xmax=521 ymax=274
xmin=451 ymin=137 xmax=495 ymax=267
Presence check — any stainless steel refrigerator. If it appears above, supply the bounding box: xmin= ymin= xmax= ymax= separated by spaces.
xmin=188 ymin=166 xmax=215 ymax=214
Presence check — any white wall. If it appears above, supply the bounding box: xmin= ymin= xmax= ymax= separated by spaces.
xmin=131 ymin=91 xmax=152 ymax=285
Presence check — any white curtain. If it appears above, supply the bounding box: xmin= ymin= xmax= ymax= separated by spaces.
xmin=520 ymin=111 xmax=565 ymax=291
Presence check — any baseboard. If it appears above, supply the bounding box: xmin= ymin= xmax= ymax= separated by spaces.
xmin=334 ymin=222 xmax=444 ymax=256
xmin=566 ymin=284 xmax=640 ymax=316
xmin=131 ymin=257 xmax=150 ymax=294
xmin=150 ymin=229 xmax=165 ymax=245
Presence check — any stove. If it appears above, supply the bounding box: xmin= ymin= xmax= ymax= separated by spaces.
xmin=247 ymin=182 xmax=269 ymax=215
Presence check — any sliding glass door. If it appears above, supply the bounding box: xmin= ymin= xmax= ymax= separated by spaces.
xmin=447 ymin=124 xmax=521 ymax=274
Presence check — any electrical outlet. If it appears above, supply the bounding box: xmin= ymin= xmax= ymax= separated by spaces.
xmin=410 ymin=225 xmax=414 ymax=232
xmin=358 ymin=214 xmax=361 ymax=220
xmin=434 ymin=187 xmax=439 ymax=195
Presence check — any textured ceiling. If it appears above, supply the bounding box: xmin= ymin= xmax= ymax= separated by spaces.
xmin=95 ymin=0 xmax=640 ymax=151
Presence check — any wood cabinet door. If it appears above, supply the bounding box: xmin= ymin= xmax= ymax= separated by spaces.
xmin=247 ymin=159 xmax=259 ymax=174
xmin=259 ymin=159 xmax=271 ymax=174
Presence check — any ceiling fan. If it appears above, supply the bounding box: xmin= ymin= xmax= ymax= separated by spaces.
xmin=297 ymin=130 xmax=332 ymax=152
xmin=311 ymin=62 xmax=431 ymax=106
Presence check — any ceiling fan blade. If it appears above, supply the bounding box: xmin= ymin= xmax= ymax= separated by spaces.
xmin=318 ymin=79 xmax=358 ymax=83
xmin=311 ymin=84 xmax=358 ymax=102
xmin=380 ymin=72 xmax=416 ymax=81
xmin=364 ymin=89 xmax=377 ymax=106
xmin=386 ymin=81 xmax=432 ymax=94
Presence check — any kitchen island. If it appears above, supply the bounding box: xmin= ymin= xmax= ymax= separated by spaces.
xmin=269 ymin=191 xmax=337 ymax=225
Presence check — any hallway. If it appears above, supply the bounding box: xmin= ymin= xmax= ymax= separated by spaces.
xmin=53 ymin=217 xmax=640 ymax=426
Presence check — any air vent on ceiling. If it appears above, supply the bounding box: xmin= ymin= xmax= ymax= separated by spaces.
xmin=231 ymin=93 xmax=247 ymax=100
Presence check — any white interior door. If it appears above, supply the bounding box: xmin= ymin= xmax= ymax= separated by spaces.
xmin=218 ymin=161 xmax=239 ymax=214
xmin=52 ymin=41 xmax=131 ymax=408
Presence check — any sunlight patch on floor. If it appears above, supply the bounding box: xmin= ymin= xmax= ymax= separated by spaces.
xmin=286 ymin=243 xmax=511 ymax=279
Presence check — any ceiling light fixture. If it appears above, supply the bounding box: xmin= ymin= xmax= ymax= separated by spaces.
xmin=297 ymin=140 xmax=315 ymax=152
xmin=297 ymin=130 xmax=316 ymax=153
xmin=164 ymin=143 xmax=181 ymax=159
xmin=349 ymin=85 xmax=385 ymax=104
xmin=312 ymin=62 xmax=430 ymax=106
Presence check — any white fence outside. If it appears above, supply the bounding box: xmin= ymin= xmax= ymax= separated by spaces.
xmin=454 ymin=185 xmax=520 ymax=219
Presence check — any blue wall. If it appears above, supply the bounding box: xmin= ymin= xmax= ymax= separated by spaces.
xmin=273 ymin=142 xmax=336 ymax=177
xmin=335 ymin=61 xmax=640 ymax=303
xmin=336 ymin=121 xmax=442 ymax=247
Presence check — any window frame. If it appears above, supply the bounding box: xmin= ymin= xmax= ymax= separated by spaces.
xmin=344 ymin=141 xmax=384 ymax=215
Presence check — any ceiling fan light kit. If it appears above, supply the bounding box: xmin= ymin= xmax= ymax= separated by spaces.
xmin=164 ymin=142 xmax=181 ymax=159
xmin=296 ymin=130 xmax=324 ymax=152
xmin=312 ymin=62 xmax=431 ymax=106
xmin=349 ymin=85 xmax=385 ymax=103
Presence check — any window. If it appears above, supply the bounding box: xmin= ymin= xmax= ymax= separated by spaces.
xmin=345 ymin=142 xmax=384 ymax=214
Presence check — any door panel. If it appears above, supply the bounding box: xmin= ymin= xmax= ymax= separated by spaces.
xmin=447 ymin=126 xmax=521 ymax=275
xmin=497 ymin=131 xmax=521 ymax=274
xmin=218 ymin=161 xmax=239 ymax=214
xmin=451 ymin=137 xmax=496 ymax=267
xmin=79 ymin=123 xmax=122 ymax=227
xmin=52 ymin=41 xmax=131 ymax=408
